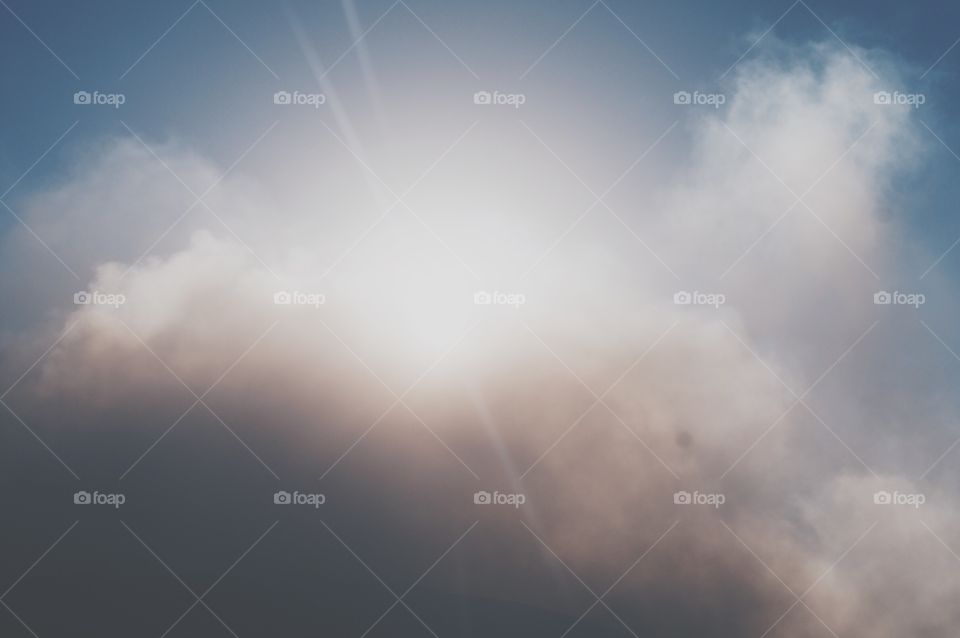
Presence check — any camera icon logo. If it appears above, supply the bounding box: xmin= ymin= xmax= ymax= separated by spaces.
xmin=474 ymin=291 xmax=492 ymax=305
xmin=273 ymin=291 xmax=292 ymax=305
xmin=73 ymin=91 xmax=92 ymax=105
xmin=873 ymin=91 xmax=892 ymax=105
xmin=873 ymin=490 xmax=892 ymax=505
xmin=673 ymin=291 xmax=692 ymax=305
xmin=473 ymin=91 xmax=492 ymax=105
xmin=673 ymin=490 xmax=692 ymax=505
xmin=673 ymin=91 xmax=691 ymax=105
xmin=74 ymin=490 xmax=92 ymax=505
xmin=74 ymin=291 xmax=91 ymax=305
xmin=473 ymin=490 xmax=492 ymax=505
xmin=274 ymin=91 xmax=292 ymax=105
xmin=873 ymin=291 xmax=892 ymax=305
xmin=273 ymin=490 xmax=292 ymax=505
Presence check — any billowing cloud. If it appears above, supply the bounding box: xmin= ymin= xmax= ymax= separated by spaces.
xmin=3 ymin=37 xmax=958 ymax=637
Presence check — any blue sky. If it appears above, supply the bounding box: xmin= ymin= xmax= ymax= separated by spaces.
xmin=3 ymin=0 xmax=960 ymax=263
xmin=2 ymin=0 xmax=959 ymax=164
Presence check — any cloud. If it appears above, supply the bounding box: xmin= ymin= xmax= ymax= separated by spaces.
xmin=2 ymin=38 xmax=958 ymax=637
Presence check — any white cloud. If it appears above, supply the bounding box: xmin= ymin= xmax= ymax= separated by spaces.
xmin=1 ymin=38 xmax=957 ymax=638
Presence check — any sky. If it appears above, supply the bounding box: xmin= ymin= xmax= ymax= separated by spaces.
xmin=2 ymin=1 xmax=960 ymax=636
